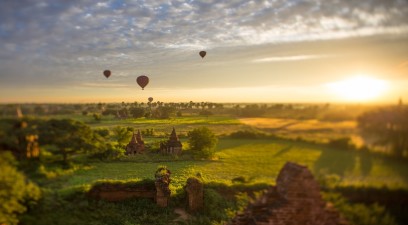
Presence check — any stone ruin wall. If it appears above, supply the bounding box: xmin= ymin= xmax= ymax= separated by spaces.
xmin=88 ymin=168 xmax=173 ymax=207
xmin=185 ymin=177 xmax=204 ymax=212
xmin=229 ymin=162 xmax=349 ymax=225
xmin=87 ymin=184 xmax=156 ymax=202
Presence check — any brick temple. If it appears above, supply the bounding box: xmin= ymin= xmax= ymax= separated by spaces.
xmin=160 ymin=127 xmax=182 ymax=155
xmin=125 ymin=130 xmax=145 ymax=155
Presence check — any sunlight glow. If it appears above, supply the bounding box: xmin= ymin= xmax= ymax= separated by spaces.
xmin=326 ymin=76 xmax=389 ymax=101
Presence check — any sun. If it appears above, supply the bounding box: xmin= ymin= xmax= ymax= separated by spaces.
xmin=326 ymin=76 xmax=389 ymax=101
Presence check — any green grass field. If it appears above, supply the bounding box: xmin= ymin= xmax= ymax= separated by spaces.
xmin=35 ymin=114 xmax=361 ymax=142
xmin=48 ymin=138 xmax=408 ymax=193
xmin=81 ymin=115 xmax=246 ymax=136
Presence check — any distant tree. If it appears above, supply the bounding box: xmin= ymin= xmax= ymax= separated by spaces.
xmin=215 ymin=103 xmax=224 ymax=109
xmin=0 ymin=152 xmax=41 ymax=225
xmin=199 ymin=110 xmax=213 ymax=116
xmin=129 ymin=107 xmax=146 ymax=118
xmin=153 ymin=106 xmax=176 ymax=119
xmin=118 ymin=107 xmax=128 ymax=118
xmin=102 ymin=108 xmax=116 ymax=116
xmin=38 ymin=119 xmax=99 ymax=164
xmin=93 ymin=113 xmax=101 ymax=121
xmin=358 ymin=106 xmax=408 ymax=157
xmin=33 ymin=105 xmax=45 ymax=115
xmin=187 ymin=127 xmax=218 ymax=158
xmin=97 ymin=102 xmax=104 ymax=111
xmin=239 ymin=104 xmax=266 ymax=117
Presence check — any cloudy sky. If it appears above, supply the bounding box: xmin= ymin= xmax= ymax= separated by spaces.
xmin=1 ymin=0 xmax=407 ymax=103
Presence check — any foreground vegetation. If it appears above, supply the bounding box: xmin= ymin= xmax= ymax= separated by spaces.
xmin=3 ymin=137 xmax=405 ymax=225
xmin=1 ymin=101 xmax=407 ymax=225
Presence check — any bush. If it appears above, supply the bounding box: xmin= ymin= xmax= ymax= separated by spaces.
xmin=202 ymin=189 xmax=232 ymax=221
xmin=328 ymin=137 xmax=356 ymax=150
xmin=0 ymin=152 xmax=41 ymax=225
xmin=187 ymin=127 xmax=218 ymax=159
xmin=89 ymin=144 xmax=125 ymax=160
xmin=93 ymin=113 xmax=101 ymax=121
xmin=322 ymin=192 xmax=398 ymax=225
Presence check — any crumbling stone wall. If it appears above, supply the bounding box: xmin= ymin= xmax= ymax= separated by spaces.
xmin=88 ymin=183 xmax=156 ymax=202
xmin=229 ymin=162 xmax=348 ymax=225
xmin=154 ymin=166 xmax=171 ymax=207
xmin=88 ymin=167 xmax=172 ymax=207
xmin=185 ymin=177 xmax=204 ymax=212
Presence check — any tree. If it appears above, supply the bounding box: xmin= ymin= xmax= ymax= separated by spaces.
xmin=93 ymin=113 xmax=101 ymax=121
xmin=153 ymin=106 xmax=176 ymax=119
xmin=0 ymin=152 xmax=41 ymax=225
xmin=129 ymin=107 xmax=146 ymax=118
xmin=112 ymin=126 xmax=133 ymax=147
xmin=38 ymin=119 xmax=99 ymax=164
xmin=187 ymin=127 xmax=218 ymax=158
xmin=358 ymin=106 xmax=408 ymax=157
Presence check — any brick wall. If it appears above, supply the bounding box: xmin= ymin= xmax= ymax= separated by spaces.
xmin=88 ymin=183 xmax=156 ymax=202
xmin=229 ymin=162 xmax=349 ymax=225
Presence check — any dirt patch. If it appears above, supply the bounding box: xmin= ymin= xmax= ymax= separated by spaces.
xmin=174 ymin=208 xmax=191 ymax=221
xmin=239 ymin=118 xmax=356 ymax=131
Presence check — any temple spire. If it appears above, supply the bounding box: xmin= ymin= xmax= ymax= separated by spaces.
xmin=136 ymin=129 xmax=143 ymax=143
xmin=170 ymin=127 xmax=179 ymax=141
xmin=130 ymin=132 xmax=137 ymax=144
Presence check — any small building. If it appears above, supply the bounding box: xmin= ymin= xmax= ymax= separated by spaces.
xmin=125 ymin=130 xmax=145 ymax=155
xmin=160 ymin=128 xmax=182 ymax=155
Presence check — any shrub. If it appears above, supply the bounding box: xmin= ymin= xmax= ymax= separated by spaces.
xmin=0 ymin=152 xmax=41 ymax=225
xmin=322 ymin=192 xmax=397 ymax=225
xmin=328 ymin=137 xmax=356 ymax=150
xmin=187 ymin=127 xmax=218 ymax=159
xmin=89 ymin=144 xmax=125 ymax=160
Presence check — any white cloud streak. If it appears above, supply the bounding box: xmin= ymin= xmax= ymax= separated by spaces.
xmin=252 ymin=54 xmax=334 ymax=63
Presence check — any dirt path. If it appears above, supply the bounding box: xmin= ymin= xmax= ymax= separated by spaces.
xmin=174 ymin=207 xmax=190 ymax=222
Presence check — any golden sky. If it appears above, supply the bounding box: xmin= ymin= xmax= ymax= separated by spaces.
xmin=1 ymin=1 xmax=407 ymax=103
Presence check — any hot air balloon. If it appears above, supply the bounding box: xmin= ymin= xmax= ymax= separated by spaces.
xmin=199 ymin=51 xmax=206 ymax=58
xmin=103 ymin=70 xmax=111 ymax=78
xmin=148 ymin=97 xmax=153 ymax=102
xmin=137 ymin=75 xmax=149 ymax=90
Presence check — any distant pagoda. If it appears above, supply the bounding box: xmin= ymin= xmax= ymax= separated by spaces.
xmin=160 ymin=127 xmax=182 ymax=155
xmin=125 ymin=130 xmax=145 ymax=155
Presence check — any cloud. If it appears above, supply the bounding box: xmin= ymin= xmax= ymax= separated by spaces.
xmin=252 ymin=54 xmax=334 ymax=63
xmin=80 ymin=82 xmax=130 ymax=88
xmin=0 ymin=0 xmax=407 ymax=94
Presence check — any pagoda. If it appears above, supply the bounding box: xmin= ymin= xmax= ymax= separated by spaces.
xmin=160 ymin=127 xmax=182 ymax=155
xmin=125 ymin=130 xmax=145 ymax=155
